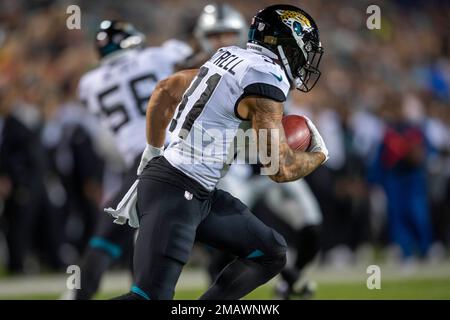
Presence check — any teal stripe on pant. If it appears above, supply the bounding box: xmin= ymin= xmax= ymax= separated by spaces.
xmin=131 ymin=285 xmax=150 ymax=300
xmin=246 ymin=249 xmax=264 ymax=259
xmin=89 ymin=237 xmax=122 ymax=259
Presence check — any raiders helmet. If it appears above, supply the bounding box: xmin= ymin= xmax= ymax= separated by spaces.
xmin=195 ymin=3 xmax=247 ymax=52
xmin=248 ymin=4 xmax=323 ymax=92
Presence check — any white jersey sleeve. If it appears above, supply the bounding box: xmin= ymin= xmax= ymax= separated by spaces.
xmin=239 ymin=61 xmax=290 ymax=105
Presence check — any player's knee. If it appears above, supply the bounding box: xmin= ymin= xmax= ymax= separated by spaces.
xmin=265 ymin=247 xmax=287 ymax=275
xmin=267 ymin=230 xmax=287 ymax=271
xmin=246 ymin=228 xmax=287 ymax=272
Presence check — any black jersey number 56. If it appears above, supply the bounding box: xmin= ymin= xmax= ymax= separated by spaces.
xmin=97 ymin=73 xmax=157 ymax=133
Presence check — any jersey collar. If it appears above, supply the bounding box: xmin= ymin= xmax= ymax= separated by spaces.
xmin=246 ymin=43 xmax=279 ymax=60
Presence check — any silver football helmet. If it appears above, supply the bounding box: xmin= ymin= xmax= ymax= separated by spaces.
xmin=194 ymin=3 xmax=247 ymax=53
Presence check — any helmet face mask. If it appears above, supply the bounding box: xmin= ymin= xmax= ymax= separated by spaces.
xmin=248 ymin=5 xmax=324 ymax=92
xmin=282 ymin=39 xmax=323 ymax=92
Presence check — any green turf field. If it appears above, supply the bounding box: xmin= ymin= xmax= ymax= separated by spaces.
xmin=174 ymin=277 xmax=450 ymax=300
xmin=3 ymin=276 xmax=449 ymax=300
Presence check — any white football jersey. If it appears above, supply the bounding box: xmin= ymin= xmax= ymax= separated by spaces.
xmin=164 ymin=46 xmax=290 ymax=191
xmin=78 ymin=40 xmax=192 ymax=168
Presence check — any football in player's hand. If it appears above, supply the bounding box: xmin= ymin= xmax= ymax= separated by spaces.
xmin=282 ymin=115 xmax=311 ymax=151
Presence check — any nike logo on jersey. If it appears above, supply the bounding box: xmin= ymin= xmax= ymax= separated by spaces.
xmin=269 ymin=72 xmax=283 ymax=82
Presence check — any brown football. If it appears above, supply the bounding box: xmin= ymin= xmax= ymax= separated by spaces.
xmin=282 ymin=115 xmax=311 ymax=151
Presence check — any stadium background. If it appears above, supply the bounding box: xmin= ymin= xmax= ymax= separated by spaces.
xmin=0 ymin=0 xmax=449 ymax=299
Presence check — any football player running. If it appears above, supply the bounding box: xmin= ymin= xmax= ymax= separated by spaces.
xmin=113 ymin=4 xmax=328 ymax=300
xmin=190 ymin=3 xmax=324 ymax=300
xmin=63 ymin=20 xmax=191 ymax=299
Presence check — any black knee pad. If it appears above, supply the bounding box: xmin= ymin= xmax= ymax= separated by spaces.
xmin=264 ymin=242 xmax=287 ymax=273
xmin=246 ymin=218 xmax=287 ymax=273
xmin=248 ymin=217 xmax=287 ymax=256
xmin=268 ymin=229 xmax=288 ymax=260
xmin=251 ymin=247 xmax=286 ymax=276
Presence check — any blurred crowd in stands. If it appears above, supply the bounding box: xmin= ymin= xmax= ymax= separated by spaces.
xmin=0 ymin=0 xmax=449 ymax=274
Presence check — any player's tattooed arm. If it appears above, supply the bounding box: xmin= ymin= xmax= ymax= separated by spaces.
xmin=240 ymin=96 xmax=326 ymax=183
xmin=146 ymin=69 xmax=198 ymax=147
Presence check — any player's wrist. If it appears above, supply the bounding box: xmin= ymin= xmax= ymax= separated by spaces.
xmin=143 ymin=144 xmax=164 ymax=159
xmin=137 ymin=144 xmax=164 ymax=175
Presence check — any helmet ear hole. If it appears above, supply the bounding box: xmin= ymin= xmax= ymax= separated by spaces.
xmin=284 ymin=45 xmax=306 ymax=72
xmin=305 ymin=42 xmax=312 ymax=52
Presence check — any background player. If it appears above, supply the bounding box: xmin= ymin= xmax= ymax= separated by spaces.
xmin=178 ymin=3 xmax=247 ymax=70
xmin=63 ymin=20 xmax=192 ymax=299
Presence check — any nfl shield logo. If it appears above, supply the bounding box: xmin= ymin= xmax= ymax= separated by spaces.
xmin=184 ymin=191 xmax=193 ymax=200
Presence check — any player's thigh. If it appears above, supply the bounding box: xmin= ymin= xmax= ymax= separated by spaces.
xmin=196 ymin=189 xmax=286 ymax=258
xmin=136 ymin=178 xmax=205 ymax=265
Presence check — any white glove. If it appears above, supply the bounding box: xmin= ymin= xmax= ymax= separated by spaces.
xmin=137 ymin=144 xmax=164 ymax=176
xmin=104 ymin=180 xmax=140 ymax=228
xmin=304 ymin=116 xmax=329 ymax=163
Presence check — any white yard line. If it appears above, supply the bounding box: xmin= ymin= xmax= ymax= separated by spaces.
xmin=0 ymin=269 xmax=207 ymax=297
xmin=307 ymin=261 xmax=450 ymax=283
xmin=0 ymin=261 xmax=449 ymax=298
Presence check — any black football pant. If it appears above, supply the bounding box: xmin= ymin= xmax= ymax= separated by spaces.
xmin=127 ymin=157 xmax=287 ymax=300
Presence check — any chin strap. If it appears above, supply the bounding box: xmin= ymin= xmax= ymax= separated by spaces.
xmin=276 ymin=45 xmax=293 ymax=81
xmin=277 ymin=45 xmax=302 ymax=89
xmin=246 ymin=43 xmax=278 ymax=59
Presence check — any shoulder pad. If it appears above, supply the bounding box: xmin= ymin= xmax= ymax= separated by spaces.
xmin=240 ymin=59 xmax=290 ymax=102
